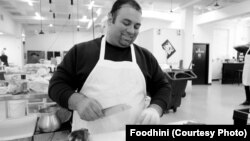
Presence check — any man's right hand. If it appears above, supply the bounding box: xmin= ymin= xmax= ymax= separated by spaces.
xmin=68 ymin=93 xmax=104 ymax=121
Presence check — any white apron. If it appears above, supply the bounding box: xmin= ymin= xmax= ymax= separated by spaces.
xmin=243 ymin=48 xmax=250 ymax=86
xmin=72 ymin=37 xmax=147 ymax=134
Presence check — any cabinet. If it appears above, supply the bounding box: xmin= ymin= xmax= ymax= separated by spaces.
xmin=222 ymin=63 xmax=244 ymax=84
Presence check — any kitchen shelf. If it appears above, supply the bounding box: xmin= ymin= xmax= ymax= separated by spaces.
xmin=0 ymin=92 xmax=49 ymax=101
xmin=0 ymin=92 xmax=54 ymax=120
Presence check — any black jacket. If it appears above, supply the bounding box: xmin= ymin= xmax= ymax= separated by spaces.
xmin=0 ymin=54 xmax=8 ymax=66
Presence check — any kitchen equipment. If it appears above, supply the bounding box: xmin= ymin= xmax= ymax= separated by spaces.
xmin=164 ymin=69 xmax=197 ymax=112
xmin=7 ymin=100 xmax=27 ymax=118
xmin=233 ymin=108 xmax=250 ymax=125
xmin=234 ymin=45 xmax=249 ymax=54
xmin=37 ymin=105 xmax=61 ymax=132
xmin=0 ymin=114 xmax=38 ymax=140
xmin=102 ymin=104 xmax=131 ymax=117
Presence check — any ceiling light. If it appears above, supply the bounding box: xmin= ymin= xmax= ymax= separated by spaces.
xmin=142 ymin=10 xmax=178 ymax=21
xmin=39 ymin=30 xmax=44 ymax=34
xmin=214 ymin=0 xmax=220 ymax=7
xmin=21 ymin=33 xmax=25 ymax=37
xmin=170 ymin=0 xmax=173 ymax=13
xmin=39 ymin=0 xmax=44 ymax=35
xmin=88 ymin=1 xmax=95 ymax=10
xmin=23 ymin=0 xmax=33 ymax=6
xmin=80 ymin=16 xmax=90 ymax=23
xmin=87 ymin=21 xmax=93 ymax=29
xmin=28 ymin=2 xmax=33 ymax=6
xmin=49 ymin=24 xmax=53 ymax=27
xmin=96 ymin=8 xmax=102 ymax=16
xmin=35 ymin=12 xmax=40 ymax=17
xmin=35 ymin=12 xmax=44 ymax=20
xmin=0 ymin=32 xmax=4 ymax=35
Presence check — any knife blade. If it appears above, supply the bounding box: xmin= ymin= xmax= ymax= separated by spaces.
xmin=102 ymin=104 xmax=131 ymax=117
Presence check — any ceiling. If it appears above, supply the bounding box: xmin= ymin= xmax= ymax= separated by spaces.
xmin=0 ymin=0 xmax=248 ymax=36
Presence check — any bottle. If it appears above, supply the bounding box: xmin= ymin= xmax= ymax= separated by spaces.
xmin=239 ymin=53 xmax=244 ymax=62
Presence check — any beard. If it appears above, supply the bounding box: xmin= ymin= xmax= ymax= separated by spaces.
xmin=119 ymin=34 xmax=136 ymax=47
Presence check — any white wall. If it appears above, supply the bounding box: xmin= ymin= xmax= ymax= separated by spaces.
xmin=135 ymin=28 xmax=184 ymax=67
xmin=0 ymin=6 xmax=24 ymax=67
xmin=0 ymin=6 xmax=22 ymax=36
xmin=134 ymin=29 xmax=154 ymax=52
xmin=193 ymin=18 xmax=250 ymax=81
xmin=25 ymin=31 xmax=93 ymax=52
xmin=0 ymin=35 xmax=23 ymax=66
xmin=140 ymin=18 xmax=171 ymax=32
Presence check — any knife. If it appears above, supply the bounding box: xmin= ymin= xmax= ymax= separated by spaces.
xmin=102 ymin=104 xmax=131 ymax=117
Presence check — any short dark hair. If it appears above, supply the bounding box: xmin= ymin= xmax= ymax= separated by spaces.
xmin=110 ymin=0 xmax=142 ymax=23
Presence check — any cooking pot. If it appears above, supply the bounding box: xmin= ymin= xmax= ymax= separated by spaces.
xmin=37 ymin=105 xmax=61 ymax=132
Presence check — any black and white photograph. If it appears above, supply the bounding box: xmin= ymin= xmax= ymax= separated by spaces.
xmin=0 ymin=0 xmax=250 ymax=140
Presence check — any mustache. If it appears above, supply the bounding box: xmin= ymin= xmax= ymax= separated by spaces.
xmin=122 ymin=31 xmax=137 ymax=38
xmin=122 ymin=34 xmax=135 ymax=39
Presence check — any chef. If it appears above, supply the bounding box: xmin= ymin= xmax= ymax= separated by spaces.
xmin=49 ymin=0 xmax=171 ymax=134
xmin=241 ymin=47 xmax=250 ymax=105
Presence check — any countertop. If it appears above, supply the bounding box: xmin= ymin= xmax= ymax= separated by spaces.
xmin=16 ymin=130 xmax=126 ymax=141
xmin=0 ymin=92 xmax=49 ymax=101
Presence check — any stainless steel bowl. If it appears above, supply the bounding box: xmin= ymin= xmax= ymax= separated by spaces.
xmin=37 ymin=105 xmax=61 ymax=132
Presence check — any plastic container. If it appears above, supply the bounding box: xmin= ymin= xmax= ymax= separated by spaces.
xmin=164 ymin=69 xmax=197 ymax=112
xmin=0 ymin=102 xmax=7 ymax=121
xmin=7 ymin=100 xmax=27 ymax=118
xmin=0 ymin=114 xmax=38 ymax=140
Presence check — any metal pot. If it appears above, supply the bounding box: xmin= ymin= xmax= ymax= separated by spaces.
xmin=37 ymin=105 xmax=61 ymax=132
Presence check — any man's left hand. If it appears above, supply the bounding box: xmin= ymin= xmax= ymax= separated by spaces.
xmin=135 ymin=107 xmax=160 ymax=124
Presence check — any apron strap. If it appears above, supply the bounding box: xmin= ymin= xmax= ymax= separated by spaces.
xmin=99 ymin=36 xmax=106 ymax=60
xmin=99 ymin=36 xmax=137 ymax=63
xmin=131 ymin=44 xmax=137 ymax=63
xmin=246 ymin=48 xmax=250 ymax=55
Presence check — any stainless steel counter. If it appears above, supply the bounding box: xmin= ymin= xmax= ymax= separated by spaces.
xmin=0 ymin=93 xmax=49 ymax=101
xmin=0 ymin=93 xmax=53 ymax=121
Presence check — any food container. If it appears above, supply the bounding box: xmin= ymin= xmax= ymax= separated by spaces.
xmin=7 ymin=100 xmax=27 ymax=118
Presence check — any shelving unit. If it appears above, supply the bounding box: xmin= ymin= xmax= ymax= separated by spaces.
xmin=0 ymin=93 xmax=54 ymax=120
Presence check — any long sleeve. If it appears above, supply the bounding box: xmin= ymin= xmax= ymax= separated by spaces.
xmin=147 ymin=52 xmax=172 ymax=113
xmin=48 ymin=45 xmax=79 ymax=108
xmin=48 ymin=38 xmax=172 ymax=111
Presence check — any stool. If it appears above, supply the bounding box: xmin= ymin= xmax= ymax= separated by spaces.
xmin=234 ymin=70 xmax=243 ymax=85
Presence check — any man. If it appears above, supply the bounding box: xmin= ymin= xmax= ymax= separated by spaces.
xmin=49 ymin=0 xmax=171 ymax=134
xmin=0 ymin=49 xmax=9 ymax=66
xmin=241 ymin=47 xmax=250 ymax=105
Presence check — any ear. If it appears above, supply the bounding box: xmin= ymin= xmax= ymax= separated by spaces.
xmin=107 ymin=13 xmax=113 ymax=26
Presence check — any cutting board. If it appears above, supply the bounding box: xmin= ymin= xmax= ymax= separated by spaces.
xmin=90 ymin=130 xmax=125 ymax=141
